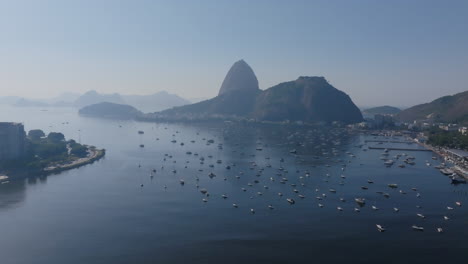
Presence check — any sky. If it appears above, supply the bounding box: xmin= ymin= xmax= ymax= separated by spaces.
xmin=0 ymin=0 xmax=467 ymax=107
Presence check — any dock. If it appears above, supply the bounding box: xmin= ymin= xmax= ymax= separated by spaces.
xmin=453 ymin=166 xmax=468 ymax=180
xmin=368 ymin=146 xmax=431 ymax=152
xmin=365 ymin=140 xmax=414 ymax=144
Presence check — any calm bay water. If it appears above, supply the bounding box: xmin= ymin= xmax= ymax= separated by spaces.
xmin=0 ymin=105 xmax=467 ymax=264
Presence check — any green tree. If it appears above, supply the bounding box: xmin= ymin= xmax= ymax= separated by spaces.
xmin=47 ymin=132 xmax=65 ymax=142
xmin=71 ymin=144 xmax=88 ymax=158
xmin=28 ymin=129 xmax=45 ymax=140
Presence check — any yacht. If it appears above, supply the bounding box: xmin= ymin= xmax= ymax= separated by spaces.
xmin=355 ymin=198 xmax=365 ymax=206
xmin=376 ymin=224 xmax=385 ymax=232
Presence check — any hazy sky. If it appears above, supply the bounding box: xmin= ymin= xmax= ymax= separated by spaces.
xmin=0 ymin=0 xmax=467 ymax=107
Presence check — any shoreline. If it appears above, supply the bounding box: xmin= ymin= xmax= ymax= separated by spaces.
xmin=43 ymin=147 xmax=106 ymax=175
xmin=0 ymin=147 xmax=106 ymax=182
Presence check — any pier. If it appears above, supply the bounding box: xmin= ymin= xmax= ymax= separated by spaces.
xmin=368 ymin=146 xmax=431 ymax=152
xmin=365 ymin=140 xmax=414 ymax=144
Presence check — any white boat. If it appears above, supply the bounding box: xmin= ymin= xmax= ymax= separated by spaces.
xmin=376 ymin=224 xmax=385 ymax=232
xmin=286 ymin=198 xmax=295 ymax=204
xmin=440 ymin=168 xmax=454 ymax=175
xmin=412 ymin=225 xmax=424 ymax=231
xmin=355 ymin=198 xmax=366 ymax=206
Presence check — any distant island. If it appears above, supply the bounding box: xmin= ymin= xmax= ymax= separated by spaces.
xmin=141 ymin=60 xmax=363 ymax=124
xmin=79 ymin=102 xmax=142 ymax=119
xmin=0 ymin=122 xmax=105 ymax=180
xmin=363 ymin=105 xmax=401 ymax=116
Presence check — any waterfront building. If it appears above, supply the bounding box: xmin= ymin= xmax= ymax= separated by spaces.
xmin=0 ymin=122 xmax=26 ymax=160
xmin=459 ymin=127 xmax=467 ymax=135
xmin=439 ymin=124 xmax=459 ymax=131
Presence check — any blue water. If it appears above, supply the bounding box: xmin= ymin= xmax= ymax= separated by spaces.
xmin=0 ymin=105 xmax=467 ymax=264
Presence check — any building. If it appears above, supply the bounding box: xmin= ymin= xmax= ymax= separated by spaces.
xmin=372 ymin=114 xmax=394 ymax=128
xmin=0 ymin=122 xmax=27 ymax=160
xmin=445 ymin=149 xmax=468 ymax=165
xmin=459 ymin=127 xmax=467 ymax=135
xmin=439 ymin=124 xmax=459 ymax=131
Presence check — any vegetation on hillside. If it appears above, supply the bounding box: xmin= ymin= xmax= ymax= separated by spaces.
xmin=79 ymin=102 xmax=142 ymax=119
xmin=426 ymin=127 xmax=468 ymax=150
xmin=398 ymin=90 xmax=468 ymax=124
xmin=363 ymin=105 xmax=401 ymax=115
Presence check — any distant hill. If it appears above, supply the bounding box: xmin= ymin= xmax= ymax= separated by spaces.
xmin=79 ymin=102 xmax=142 ymax=119
xmin=363 ymin=106 xmax=401 ymax=115
xmin=0 ymin=93 xmax=79 ymax=107
xmin=14 ymin=98 xmax=49 ymax=107
xmin=1 ymin=90 xmax=189 ymax=112
xmin=0 ymin=96 xmax=21 ymax=105
xmin=122 ymin=91 xmax=190 ymax=113
xmin=74 ymin=90 xmax=125 ymax=108
xmin=397 ymin=90 xmax=468 ymax=124
xmin=48 ymin=92 xmax=81 ymax=104
xmin=146 ymin=60 xmax=363 ymax=124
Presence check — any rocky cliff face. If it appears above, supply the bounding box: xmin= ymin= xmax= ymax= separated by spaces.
xmin=218 ymin=60 xmax=259 ymax=96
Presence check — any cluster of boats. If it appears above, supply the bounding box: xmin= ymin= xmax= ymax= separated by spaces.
xmin=134 ymin=126 xmax=465 ymax=235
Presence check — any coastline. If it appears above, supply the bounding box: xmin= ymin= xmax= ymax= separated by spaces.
xmin=0 ymin=147 xmax=106 ymax=182
xmin=43 ymin=147 xmax=106 ymax=175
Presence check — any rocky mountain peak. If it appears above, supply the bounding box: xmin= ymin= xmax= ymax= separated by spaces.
xmin=218 ymin=60 xmax=259 ymax=96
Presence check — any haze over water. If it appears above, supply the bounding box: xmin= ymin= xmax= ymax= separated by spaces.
xmin=0 ymin=105 xmax=467 ymax=263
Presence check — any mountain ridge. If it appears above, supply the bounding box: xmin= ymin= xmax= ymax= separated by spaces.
xmin=397 ymin=90 xmax=468 ymax=124
xmin=146 ymin=60 xmax=363 ymax=124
